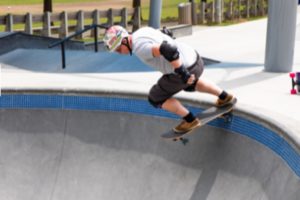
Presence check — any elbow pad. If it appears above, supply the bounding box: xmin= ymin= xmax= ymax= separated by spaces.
xmin=159 ymin=41 xmax=179 ymax=62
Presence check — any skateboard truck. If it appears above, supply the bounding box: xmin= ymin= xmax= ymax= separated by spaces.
xmin=173 ymin=137 xmax=189 ymax=145
xmin=220 ymin=110 xmax=233 ymax=123
xmin=290 ymin=72 xmax=300 ymax=94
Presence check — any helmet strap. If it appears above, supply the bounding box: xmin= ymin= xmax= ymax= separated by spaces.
xmin=123 ymin=37 xmax=132 ymax=56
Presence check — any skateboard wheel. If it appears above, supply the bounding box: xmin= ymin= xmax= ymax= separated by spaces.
xmin=290 ymin=73 xmax=296 ymax=78
xmin=291 ymin=89 xmax=297 ymax=95
xmin=180 ymin=138 xmax=189 ymax=145
xmin=221 ymin=112 xmax=233 ymax=123
xmin=225 ymin=116 xmax=232 ymax=122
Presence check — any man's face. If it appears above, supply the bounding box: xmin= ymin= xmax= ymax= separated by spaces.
xmin=115 ymin=38 xmax=130 ymax=54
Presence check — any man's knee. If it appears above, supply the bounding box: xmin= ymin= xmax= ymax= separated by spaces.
xmin=148 ymin=96 xmax=165 ymax=108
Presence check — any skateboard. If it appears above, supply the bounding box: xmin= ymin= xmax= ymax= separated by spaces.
xmin=161 ymin=98 xmax=237 ymax=145
xmin=289 ymin=72 xmax=300 ymax=94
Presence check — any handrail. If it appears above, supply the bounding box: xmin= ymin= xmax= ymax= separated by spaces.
xmin=48 ymin=24 xmax=108 ymax=69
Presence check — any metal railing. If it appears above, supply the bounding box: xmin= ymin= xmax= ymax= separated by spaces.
xmin=48 ymin=24 xmax=107 ymax=69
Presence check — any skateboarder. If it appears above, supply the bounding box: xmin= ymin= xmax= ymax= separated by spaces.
xmin=103 ymin=25 xmax=237 ymax=133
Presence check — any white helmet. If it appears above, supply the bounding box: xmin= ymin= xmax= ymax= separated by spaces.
xmin=103 ymin=25 xmax=129 ymax=52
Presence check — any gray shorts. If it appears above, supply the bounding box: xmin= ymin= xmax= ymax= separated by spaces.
xmin=149 ymin=54 xmax=204 ymax=105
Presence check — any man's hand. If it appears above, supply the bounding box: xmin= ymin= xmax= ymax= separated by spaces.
xmin=187 ymin=74 xmax=196 ymax=85
xmin=174 ymin=65 xmax=196 ymax=85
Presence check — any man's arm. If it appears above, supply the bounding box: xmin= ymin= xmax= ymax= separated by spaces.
xmin=152 ymin=41 xmax=195 ymax=84
xmin=151 ymin=43 xmax=182 ymax=68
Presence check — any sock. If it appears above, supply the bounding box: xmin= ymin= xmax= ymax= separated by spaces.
xmin=218 ymin=91 xmax=228 ymax=100
xmin=183 ymin=112 xmax=196 ymax=123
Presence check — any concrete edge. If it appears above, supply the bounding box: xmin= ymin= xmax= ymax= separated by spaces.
xmin=168 ymin=24 xmax=193 ymax=38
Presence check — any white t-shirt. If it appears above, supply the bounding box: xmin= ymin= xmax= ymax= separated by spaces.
xmin=132 ymin=27 xmax=197 ymax=74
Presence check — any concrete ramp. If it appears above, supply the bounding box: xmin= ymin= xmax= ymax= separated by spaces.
xmin=0 ymin=108 xmax=299 ymax=200
xmin=0 ymin=32 xmax=84 ymax=55
xmin=0 ymin=49 xmax=153 ymax=73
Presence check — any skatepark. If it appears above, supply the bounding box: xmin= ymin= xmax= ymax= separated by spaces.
xmin=0 ymin=2 xmax=300 ymax=200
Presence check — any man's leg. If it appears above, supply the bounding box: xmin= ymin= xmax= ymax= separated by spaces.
xmin=161 ymin=98 xmax=189 ymax=118
xmin=148 ymin=77 xmax=200 ymax=133
xmin=195 ymin=78 xmax=236 ymax=106
xmin=161 ymin=98 xmax=200 ymax=132
xmin=195 ymin=77 xmax=222 ymax=96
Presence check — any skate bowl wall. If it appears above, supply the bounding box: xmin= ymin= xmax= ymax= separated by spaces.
xmin=0 ymin=92 xmax=299 ymax=200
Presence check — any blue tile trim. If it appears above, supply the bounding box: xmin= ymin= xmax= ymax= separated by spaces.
xmin=0 ymin=94 xmax=63 ymax=109
xmin=0 ymin=94 xmax=299 ymax=177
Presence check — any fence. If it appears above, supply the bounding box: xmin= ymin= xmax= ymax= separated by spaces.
xmin=0 ymin=7 xmax=141 ymax=39
xmin=180 ymin=0 xmax=268 ymax=25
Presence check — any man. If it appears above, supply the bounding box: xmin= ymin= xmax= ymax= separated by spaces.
xmin=103 ymin=25 xmax=236 ymax=133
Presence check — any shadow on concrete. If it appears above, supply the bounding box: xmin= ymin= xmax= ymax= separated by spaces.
xmin=205 ymin=63 xmax=284 ymax=90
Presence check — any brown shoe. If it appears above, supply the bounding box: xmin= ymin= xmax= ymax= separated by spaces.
xmin=216 ymin=94 xmax=237 ymax=107
xmin=173 ymin=118 xmax=201 ymax=133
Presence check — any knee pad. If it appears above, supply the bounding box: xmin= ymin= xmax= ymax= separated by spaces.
xmin=148 ymin=97 xmax=164 ymax=108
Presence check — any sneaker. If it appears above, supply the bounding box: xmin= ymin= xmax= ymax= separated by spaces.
xmin=173 ymin=118 xmax=201 ymax=133
xmin=216 ymin=93 xmax=236 ymax=107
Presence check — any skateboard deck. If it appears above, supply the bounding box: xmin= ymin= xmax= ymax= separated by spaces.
xmin=161 ymin=98 xmax=237 ymax=144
